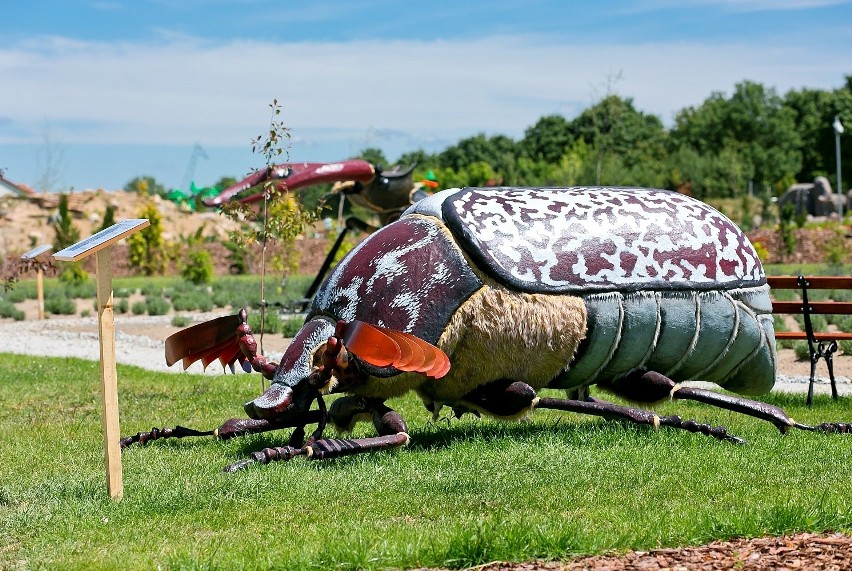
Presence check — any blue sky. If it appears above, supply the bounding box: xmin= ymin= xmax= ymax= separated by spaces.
xmin=2 ymin=0 xmax=851 ymax=192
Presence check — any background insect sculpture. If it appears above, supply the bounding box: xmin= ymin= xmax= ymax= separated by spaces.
xmin=204 ymin=159 xmax=431 ymax=308
xmin=122 ymin=186 xmax=851 ymax=472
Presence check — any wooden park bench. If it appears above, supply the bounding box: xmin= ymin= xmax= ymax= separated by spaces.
xmin=767 ymin=275 xmax=852 ymax=405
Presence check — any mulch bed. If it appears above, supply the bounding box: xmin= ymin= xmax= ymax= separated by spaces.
xmin=440 ymin=533 xmax=852 ymax=571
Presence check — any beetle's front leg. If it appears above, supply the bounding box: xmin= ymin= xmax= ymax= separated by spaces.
xmin=224 ymin=399 xmax=410 ymax=472
xmin=235 ymin=308 xmax=278 ymax=379
xmin=120 ymin=411 xmax=325 ymax=449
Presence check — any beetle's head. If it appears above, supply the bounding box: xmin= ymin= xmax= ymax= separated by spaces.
xmin=242 ymin=318 xmax=334 ymax=421
xmin=242 ymin=318 xmax=371 ymax=421
xmin=243 ymin=317 xmax=451 ymax=421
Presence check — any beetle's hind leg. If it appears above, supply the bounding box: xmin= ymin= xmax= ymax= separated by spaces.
xmin=601 ymin=370 xmax=851 ymax=434
xmin=224 ymin=399 xmax=411 ymax=472
xmin=534 ymin=393 xmax=745 ymax=443
xmin=450 ymin=379 xmax=743 ymax=443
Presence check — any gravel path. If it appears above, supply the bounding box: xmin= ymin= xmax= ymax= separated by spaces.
xmin=0 ymin=312 xmax=291 ymax=376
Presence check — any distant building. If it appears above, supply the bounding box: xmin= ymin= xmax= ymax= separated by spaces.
xmin=0 ymin=174 xmax=37 ymax=198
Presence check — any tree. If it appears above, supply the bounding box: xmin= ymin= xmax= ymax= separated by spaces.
xmin=213 ymin=176 xmax=238 ymax=190
xmin=127 ymin=202 xmax=166 ymax=275
xmin=785 ymin=82 xmax=852 ymax=190
xmin=568 ymin=95 xmax=667 ymax=185
xmin=124 ymin=176 xmax=166 ymax=196
xmin=671 ymin=81 xmax=801 ymax=194
xmin=357 ymin=147 xmax=389 ymax=167
xmin=437 ymin=134 xmax=517 ymax=172
xmin=99 ymin=204 xmax=116 ymax=232
xmin=436 ymin=134 xmax=519 ymax=185
xmin=396 ymin=149 xmax=438 ymax=171
xmin=36 ymin=125 xmax=66 ymax=192
xmin=519 ymin=115 xmax=574 ymax=164
xmin=53 ymin=194 xmax=80 ymax=250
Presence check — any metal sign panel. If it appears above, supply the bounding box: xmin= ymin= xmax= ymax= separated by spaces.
xmin=53 ymin=219 xmax=150 ymax=262
xmin=21 ymin=244 xmax=53 ymax=260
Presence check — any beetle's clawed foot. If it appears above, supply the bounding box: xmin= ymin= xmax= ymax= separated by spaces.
xmin=656 ymin=415 xmax=746 ymax=445
xmin=808 ymin=422 xmax=852 ymax=434
xmin=224 ymin=445 xmax=308 ymax=473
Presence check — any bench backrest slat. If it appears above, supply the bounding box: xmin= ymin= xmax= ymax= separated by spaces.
xmin=772 ymin=301 xmax=852 ymax=315
xmin=767 ymin=276 xmax=852 ymax=289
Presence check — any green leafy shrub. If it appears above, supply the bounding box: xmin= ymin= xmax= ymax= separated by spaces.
xmin=211 ymin=289 xmax=233 ymax=308
xmin=839 ymin=339 xmax=852 ymax=356
xmin=5 ymin=287 xmax=31 ymax=303
xmin=824 ymin=227 xmax=848 ymax=272
xmin=247 ymin=309 xmax=282 ymax=334
xmin=0 ymin=300 xmax=25 ymax=320
xmin=792 ymin=340 xmax=811 ymax=362
xmin=752 ymin=241 xmax=769 ymax=263
xmin=58 ymin=262 xmax=89 ymax=286
xmin=794 ymin=313 xmax=826 ymax=333
xmin=127 ymin=201 xmax=166 ymax=275
xmin=281 ymin=316 xmax=304 ymax=337
xmin=115 ymin=288 xmax=133 ymax=299
xmin=52 ymin=194 xmax=80 ymax=250
xmin=181 ymin=250 xmax=214 ymax=285
xmin=222 ymin=241 xmax=249 ymax=275
xmin=739 ymin=193 xmax=752 ymax=231
xmin=145 ymin=296 xmax=170 ymax=316
xmin=115 ymin=298 xmax=129 ymax=314
xmin=131 ymin=301 xmax=147 ymax=315
xmin=140 ymin=283 xmax=166 ymax=297
xmin=171 ymin=315 xmax=191 ymax=327
xmin=45 ymin=295 xmax=76 ymax=315
xmin=777 ymin=202 xmax=797 ymax=257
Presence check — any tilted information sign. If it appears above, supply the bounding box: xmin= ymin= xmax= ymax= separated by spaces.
xmin=21 ymin=244 xmax=53 ymax=260
xmin=52 ymin=219 xmax=150 ymax=500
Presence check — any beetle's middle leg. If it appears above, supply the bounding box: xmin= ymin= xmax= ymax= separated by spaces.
xmin=599 ymin=370 xmax=851 ymax=434
xmin=533 ymin=392 xmax=745 ymax=443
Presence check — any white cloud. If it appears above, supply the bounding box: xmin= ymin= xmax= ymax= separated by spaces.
xmin=1 ymin=33 xmax=849 ymax=151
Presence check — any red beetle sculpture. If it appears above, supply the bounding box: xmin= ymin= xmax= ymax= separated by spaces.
xmin=123 ymin=186 xmax=850 ymax=471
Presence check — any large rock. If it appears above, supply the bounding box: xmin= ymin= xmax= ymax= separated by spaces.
xmin=778 ymin=176 xmax=848 ymax=217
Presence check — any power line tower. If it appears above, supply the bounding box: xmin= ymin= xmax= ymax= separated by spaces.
xmin=181 ymin=143 xmax=208 ymax=192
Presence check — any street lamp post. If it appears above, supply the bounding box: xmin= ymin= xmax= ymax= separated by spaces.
xmin=833 ymin=115 xmax=844 ymax=220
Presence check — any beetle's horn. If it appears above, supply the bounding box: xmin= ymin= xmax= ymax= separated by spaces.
xmin=336 ymin=320 xmax=451 ymax=379
xmin=244 ymin=384 xmax=293 ymax=420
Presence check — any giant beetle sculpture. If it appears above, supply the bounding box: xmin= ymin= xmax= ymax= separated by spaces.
xmin=123 ymin=186 xmax=851 ymax=471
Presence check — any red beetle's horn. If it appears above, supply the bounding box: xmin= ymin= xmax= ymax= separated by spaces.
xmin=336 ymin=320 xmax=451 ymax=379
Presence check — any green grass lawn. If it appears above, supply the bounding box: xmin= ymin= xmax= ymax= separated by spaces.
xmin=2 ymin=354 xmax=852 ymax=570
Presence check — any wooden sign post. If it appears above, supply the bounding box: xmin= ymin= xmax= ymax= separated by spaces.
xmin=53 ymin=219 xmax=150 ymax=500
xmin=21 ymin=244 xmax=53 ymax=320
